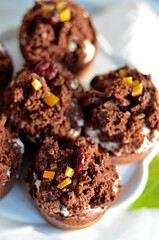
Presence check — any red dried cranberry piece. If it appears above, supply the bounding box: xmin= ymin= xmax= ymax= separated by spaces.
xmin=45 ymin=10 xmax=60 ymax=26
xmin=75 ymin=147 xmax=85 ymax=174
xmin=35 ymin=60 xmax=58 ymax=81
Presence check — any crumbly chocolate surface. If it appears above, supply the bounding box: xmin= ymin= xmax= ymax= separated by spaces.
xmin=19 ymin=0 xmax=97 ymax=74
xmin=26 ymin=137 xmax=120 ymax=219
xmin=83 ymin=65 xmax=159 ymax=156
xmin=0 ymin=42 xmax=13 ymax=89
xmin=0 ymin=115 xmax=23 ymax=198
xmin=2 ymin=61 xmax=84 ymax=144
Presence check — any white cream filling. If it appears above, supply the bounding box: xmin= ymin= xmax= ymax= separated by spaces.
xmin=113 ymin=176 xmax=121 ymax=193
xmin=13 ymin=138 xmax=25 ymax=154
xmin=137 ymin=128 xmax=159 ymax=153
xmin=54 ymin=206 xmax=71 ymax=217
xmin=70 ymin=78 xmax=79 ymax=89
xmin=85 ymin=126 xmax=159 ymax=156
xmin=54 ymin=204 xmax=106 ymax=217
xmin=84 ymin=205 xmax=107 ymax=213
xmin=69 ymin=41 xmax=77 ymax=52
xmin=33 ymin=172 xmax=41 ymax=193
xmin=67 ymin=129 xmax=81 ymax=138
xmin=7 ymin=169 xmax=11 ymax=178
xmin=83 ymin=40 xmax=95 ymax=63
xmin=35 ymin=180 xmax=41 ymax=192
xmin=41 ymin=32 xmax=47 ymax=38
xmin=77 ymin=119 xmax=84 ymax=127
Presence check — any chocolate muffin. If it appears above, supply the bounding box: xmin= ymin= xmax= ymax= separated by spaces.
xmin=26 ymin=136 xmax=120 ymax=230
xmin=2 ymin=60 xmax=84 ymax=145
xmin=0 ymin=115 xmax=24 ymax=199
xmin=19 ymin=0 xmax=97 ymax=78
xmin=0 ymin=41 xmax=13 ymax=89
xmin=83 ymin=65 xmax=159 ymax=164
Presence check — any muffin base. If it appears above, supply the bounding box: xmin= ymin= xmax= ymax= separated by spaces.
xmin=38 ymin=205 xmax=107 ymax=230
xmin=111 ymin=148 xmax=152 ymax=164
xmin=0 ymin=169 xmax=21 ymax=200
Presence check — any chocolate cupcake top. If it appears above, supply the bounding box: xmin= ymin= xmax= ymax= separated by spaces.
xmin=83 ymin=65 xmax=159 ymax=156
xmin=2 ymin=60 xmax=84 ymax=144
xmin=0 ymin=115 xmax=24 ymax=190
xmin=19 ymin=0 xmax=97 ymax=74
xmin=26 ymin=137 xmax=120 ymax=218
xmin=0 ymin=42 xmax=13 ymax=89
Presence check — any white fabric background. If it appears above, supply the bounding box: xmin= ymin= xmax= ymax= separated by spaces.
xmin=0 ymin=1 xmax=159 ymax=239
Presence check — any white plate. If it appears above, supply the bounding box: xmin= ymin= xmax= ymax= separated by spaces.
xmin=0 ymin=26 xmax=159 ymax=238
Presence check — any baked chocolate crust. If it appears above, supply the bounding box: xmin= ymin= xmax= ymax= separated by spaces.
xmin=2 ymin=61 xmax=84 ymax=145
xmin=0 ymin=115 xmax=23 ymax=199
xmin=83 ymin=65 xmax=159 ymax=163
xmin=26 ymin=137 xmax=120 ymax=230
xmin=19 ymin=0 xmax=97 ymax=75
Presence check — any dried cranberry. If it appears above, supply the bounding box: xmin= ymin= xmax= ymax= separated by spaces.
xmin=35 ymin=60 xmax=58 ymax=81
xmin=75 ymin=147 xmax=85 ymax=174
xmin=45 ymin=10 xmax=60 ymax=26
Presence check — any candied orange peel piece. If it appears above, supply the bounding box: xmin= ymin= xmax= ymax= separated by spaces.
xmin=43 ymin=170 xmax=55 ymax=179
xmin=65 ymin=166 xmax=74 ymax=178
xmin=123 ymin=76 xmax=133 ymax=87
xmin=60 ymin=8 xmax=71 ymax=22
xmin=56 ymin=2 xmax=65 ymax=12
xmin=137 ymin=113 xmax=145 ymax=120
xmin=132 ymin=83 xmax=143 ymax=97
xmin=57 ymin=177 xmax=72 ymax=189
xmin=132 ymin=80 xmax=140 ymax=87
xmin=42 ymin=5 xmax=54 ymax=17
xmin=50 ymin=163 xmax=58 ymax=171
xmin=119 ymin=69 xmax=128 ymax=76
xmin=31 ymin=79 xmax=42 ymax=90
xmin=43 ymin=92 xmax=59 ymax=107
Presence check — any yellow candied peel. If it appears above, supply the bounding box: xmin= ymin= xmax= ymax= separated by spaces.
xmin=132 ymin=83 xmax=143 ymax=97
xmin=42 ymin=5 xmax=54 ymax=17
xmin=43 ymin=170 xmax=55 ymax=179
xmin=137 ymin=113 xmax=145 ymax=120
xmin=56 ymin=2 xmax=65 ymax=12
xmin=31 ymin=79 xmax=42 ymax=91
xmin=50 ymin=163 xmax=58 ymax=171
xmin=119 ymin=69 xmax=128 ymax=76
xmin=65 ymin=166 xmax=74 ymax=178
xmin=123 ymin=76 xmax=133 ymax=87
xmin=43 ymin=92 xmax=59 ymax=107
xmin=60 ymin=8 xmax=71 ymax=22
xmin=57 ymin=177 xmax=72 ymax=189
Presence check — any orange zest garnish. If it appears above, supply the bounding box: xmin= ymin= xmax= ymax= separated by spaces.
xmin=31 ymin=79 xmax=42 ymax=90
xmin=57 ymin=177 xmax=72 ymax=189
xmin=119 ymin=69 xmax=128 ymax=76
xmin=43 ymin=170 xmax=55 ymax=179
xmin=43 ymin=92 xmax=59 ymax=107
xmin=123 ymin=76 xmax=133 ymax=87
xmin=50 ymin=163 xmax=58 ymax=171
xmin=42 ymin=5 xmax=54 ymax=17
xmin=137 ymin=113 xmax=145 ymax=120
xmin=60 ymin=8 xmax=71 ymax=22
xmin=56 ymin=2 xmax=65 ymax=12
xmin=132 ymin=83 xmax=143 ymax=97
xmin=65 ymin=166 xmax=74 ymax=178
